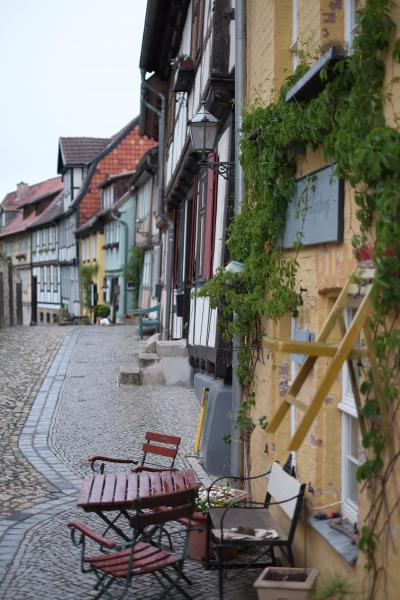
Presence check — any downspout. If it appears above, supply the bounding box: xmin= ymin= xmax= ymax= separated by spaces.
xmin=111 ymin=209 xmax=128 ymax=320
xmin=231 ymin=0 xmax=246 ymax=478
xmin=140 ymin=69 xmax=174 ymax=340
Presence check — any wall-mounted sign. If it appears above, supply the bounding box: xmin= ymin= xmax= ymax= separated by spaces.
xmin=283 ymin=164 xmax=344 ymax=248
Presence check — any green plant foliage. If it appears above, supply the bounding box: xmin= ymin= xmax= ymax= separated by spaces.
xmin=200 ymin=0 xmax=400 ymax=591
xmin=125 ymin=246 xmax=144 ymax=308
xmin=79 ymin=263 xmax=99 ymax=312
xmin=311 ymin=574 xmax=361 ymax=600
xmin=94 ymin=304 xmax=110 ymax=319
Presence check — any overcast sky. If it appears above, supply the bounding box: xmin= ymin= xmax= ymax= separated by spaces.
xmin=0 ymin=0 xmax=147 ymax=200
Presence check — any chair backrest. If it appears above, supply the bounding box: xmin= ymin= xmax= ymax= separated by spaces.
xmin=129 ymin=487 xmax=198 ymax=529
xmin=266 ymin=462 xmax=303 ymax=519
xmin=140 ymin=305 xmax=160 ymax=317
xmin=141 ymin=431 xmax=181 ymax=467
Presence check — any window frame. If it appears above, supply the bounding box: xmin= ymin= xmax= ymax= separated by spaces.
xmin=344 ymin=0 xmax=359 ymax=50
xmin=339 ymin=305 xmax=361 ymax=524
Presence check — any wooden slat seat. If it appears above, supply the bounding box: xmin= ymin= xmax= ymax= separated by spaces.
xmin=85 ymin=543 xmax=179 ymax=577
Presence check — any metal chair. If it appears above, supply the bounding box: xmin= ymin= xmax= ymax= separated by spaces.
xmin=138 ymin=304 xmax=160 ymax=339
xmin=68 ymin=486 xmax=199 ymax=600
xmin=88 ymin=431 xmax=181 ymax=474
xmin=208 ymin=462 xmax=306 ymax=600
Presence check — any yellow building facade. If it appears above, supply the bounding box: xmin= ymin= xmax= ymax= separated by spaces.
xmin=246 ymin=1 xmax=400 ymax=597
xmin=79 ymin=230 xmax=105 ymax=321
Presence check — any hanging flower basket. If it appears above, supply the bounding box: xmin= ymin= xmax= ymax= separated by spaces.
xmin=172 ymin=58 xmax=195 ymax=92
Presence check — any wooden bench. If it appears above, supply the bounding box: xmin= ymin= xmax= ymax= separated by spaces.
xmin=138 ymin=305 xmax=160 ymax=339
xmin=209 ymin=462 xmax=306 ymax=599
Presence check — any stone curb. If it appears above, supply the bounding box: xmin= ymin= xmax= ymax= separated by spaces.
xmin=0 ymin=330 xmax=80 ymax=591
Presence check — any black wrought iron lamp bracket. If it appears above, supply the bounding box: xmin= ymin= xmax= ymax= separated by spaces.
xmin=199 ymin=159 xmax=235 ymax=180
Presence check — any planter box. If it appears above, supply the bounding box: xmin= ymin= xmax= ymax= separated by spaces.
xmin=254 ymin=567 xmax=318 ymax=600
xmin=173 ymin=60 xmax=195 ymax=92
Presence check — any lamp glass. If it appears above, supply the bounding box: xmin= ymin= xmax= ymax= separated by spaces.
xmin=188 ymin=102 xmax=219 ymax=153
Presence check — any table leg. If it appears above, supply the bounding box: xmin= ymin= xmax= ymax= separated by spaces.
xmin=96 ymin=511 xmax=131 ymax=542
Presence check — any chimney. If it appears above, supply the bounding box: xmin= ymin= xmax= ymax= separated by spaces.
xmin=16 ymin=181 xmax=29 ymax=199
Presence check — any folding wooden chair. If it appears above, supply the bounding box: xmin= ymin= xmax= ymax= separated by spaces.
xmin=88 ymin=431 xmax=181 ymax=474
xmin=68 ymin=486 xmax=198 ymax=600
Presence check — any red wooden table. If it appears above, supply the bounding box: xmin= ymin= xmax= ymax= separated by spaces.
xmin=77 ymin=468 xmax=199 ymax=541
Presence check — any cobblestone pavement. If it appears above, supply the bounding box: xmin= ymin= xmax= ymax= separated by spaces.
xmin=0 ymin=325 xmax=258 ymax=599
xmin=0 ymin=326 xmax=65 ymax=516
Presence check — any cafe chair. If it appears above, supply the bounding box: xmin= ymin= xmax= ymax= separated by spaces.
xmin=88 ymin=431 xmax=181 ymax=474
xmin=208 ymin=461 xmax=306 ymax=600
xmin=68 ymin=486 xmax=198 ymax=600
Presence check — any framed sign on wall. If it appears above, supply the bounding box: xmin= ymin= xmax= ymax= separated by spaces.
xmin=283 ymin=163 xmax=344 ymax=248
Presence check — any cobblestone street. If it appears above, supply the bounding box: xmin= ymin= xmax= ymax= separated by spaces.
xmin=0 ymin=325 xmax=257 ymax=600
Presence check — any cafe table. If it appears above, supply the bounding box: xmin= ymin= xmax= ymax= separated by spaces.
xmin=77 ymin=468 xmax=199 ymax=541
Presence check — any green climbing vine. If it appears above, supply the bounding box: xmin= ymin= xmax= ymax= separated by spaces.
xmin=79 ymin=263 xmax=99 ymax=319
xmin=124 ymin=246 xmax=144 ymax=308
xmin=200 ymin=1 xmax=400 ymax=595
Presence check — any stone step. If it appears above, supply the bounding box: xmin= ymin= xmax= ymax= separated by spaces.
xmin=138 ymin=352 xmax=160 ymax=367
xmin=118 ymin=362 xmax=142 ymax=385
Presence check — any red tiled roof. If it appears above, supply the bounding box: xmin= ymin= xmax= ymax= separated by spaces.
xmin=0 ymin=207 xmax=38 ymax=238
xmin=28 ymin=191 xmax=64 ymax=228
xmin=58 ymin=137 xmax=111 ymax=169
xmin=1 ymin=176 xmax=63 ymax=210
xmin=0 ymin=189 xmax=64 ymax=239
xmin=76 ymin=118 xmax=156 ymax=226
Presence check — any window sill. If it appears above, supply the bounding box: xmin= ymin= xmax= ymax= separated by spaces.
xmin=308 ymin=516 xmax=358 ymax=565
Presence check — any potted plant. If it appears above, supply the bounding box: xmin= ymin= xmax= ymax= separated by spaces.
xmin=171 ymin=55 xmax=195 ymax=92
xmin=254 ymin=566 xmax=319 ymax=600
xmin=185 ymin=485 xmax=242 ymax=561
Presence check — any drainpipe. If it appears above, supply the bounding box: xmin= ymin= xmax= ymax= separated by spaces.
xmin=231 ymin=0 xmax=246 ymax=478
xmin=111 ymin=209 xmax=128 ymax=320
xmin=140 ymin=69 xmax=174 ymax=340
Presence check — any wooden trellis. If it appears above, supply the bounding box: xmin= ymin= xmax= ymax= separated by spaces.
xmin=264 ymin=268 xmax=380 ymax=451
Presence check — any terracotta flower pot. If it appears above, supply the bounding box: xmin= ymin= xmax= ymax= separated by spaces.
xmin=183 ymin=512 xmax=239 ymax=561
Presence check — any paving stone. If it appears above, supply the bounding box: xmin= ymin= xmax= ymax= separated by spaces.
xmin=0 ymin=326 xmax=257 ymax=599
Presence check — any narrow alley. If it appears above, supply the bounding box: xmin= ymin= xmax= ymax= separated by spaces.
xmin=0 ymin=325 xmax=256 ymax=599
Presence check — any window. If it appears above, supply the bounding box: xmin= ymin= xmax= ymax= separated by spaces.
xmin=193 ymin=161 xmax=217 ymax=281
xmin=40 ymin=267 xmax=44 ymax=292
xmin=340 ymin=306 xmax=361 ymax=523
xmin=142 ymin=250 xmax=152 ymax=288
xmin=102 ymin=186 xmax=114 ymax=210
xmin=344 ymin=0 xmax=359 ymax=50
xmin=47 ymin=266 xmax=51 ymax=292
xmin=194 ymin=173 xmax=207 ymax=279
xmin=92 ymin=235 xmax=97 ymax=260
xmin=137 ymin=180 xmax=151 ymax=222
xmin=63 ymin=170 xmax=72 ymax=200
xmin=342 ymin=413 xmax=360 ymax=523
xmin=72 ymin=168 xmax=84 ymax=200
xmin=191 ymin=0 xmax=204 ymax=62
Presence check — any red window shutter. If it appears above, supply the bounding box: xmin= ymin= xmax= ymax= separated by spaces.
xmin=203 ymin=154 xmax=218 ymax=280
xmin=172 ymin=209 xmax=179 ymax=289
xmin=188 ymin=177 xmax=198 ymax=282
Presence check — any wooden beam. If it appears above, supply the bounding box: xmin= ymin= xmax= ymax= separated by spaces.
xmin=289 ymin=290 xmax=373 ymax=450
xmin=267 ymin=277 xmax=354 ymax=434
xmin=287 ymin=395 xmax=308 ymax=412
xmin=263 ymin=337 xmax=368 ymax=359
